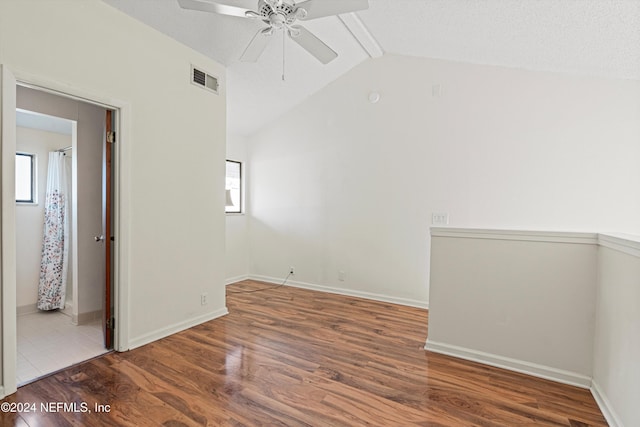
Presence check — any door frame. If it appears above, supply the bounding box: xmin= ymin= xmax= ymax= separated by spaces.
xmin=0 ymin=65 xmax=131 ymax=397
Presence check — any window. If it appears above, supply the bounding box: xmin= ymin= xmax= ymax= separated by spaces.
xmin=225 ymin=160 xmax=242 ymax=213
xmin=16 ymin=153 xmax=36 ymax=203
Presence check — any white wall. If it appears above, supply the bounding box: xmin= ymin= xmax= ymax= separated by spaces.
xmin=426 ymin=228 xmax=598 ymax=386
xmin=0 ymin=0 xmax=227 ymax=356
xmin=16 ymin=127 xmax=71 ymax=311
xmin=427 ymin=229 xmax=640 ymax=426
xmin=592 ymin=240 xmax=640 ymax=427
xmin=246 ymin=54 xmax=640 ymax=306
xmin=225 ymin=134 xmax=249 ymax=283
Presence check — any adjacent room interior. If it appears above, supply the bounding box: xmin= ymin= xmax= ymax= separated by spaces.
xmin=0 ymin=1 xmax=638 ymax=426
xmin=14 ymin=88 xmax=112 ymax=385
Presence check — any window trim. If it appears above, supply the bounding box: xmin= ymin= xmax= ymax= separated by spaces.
xmin=16 ymin=152 xmax=37 ymax=204
xmin=225 ymin=159 xmax=243 ymax=214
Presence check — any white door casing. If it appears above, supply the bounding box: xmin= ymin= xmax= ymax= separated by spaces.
xmin=1 ymin=64 xmax=18 ymax=397
xmin=0 ymin=65 xmax=131 ymax=399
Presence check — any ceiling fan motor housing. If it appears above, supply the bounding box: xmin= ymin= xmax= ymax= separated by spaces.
xmin=259 ymin=0 xmax=297 ymax=27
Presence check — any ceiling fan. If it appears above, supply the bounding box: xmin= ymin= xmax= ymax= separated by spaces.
xmin=177 ymin=0 xmax=369 ymax=64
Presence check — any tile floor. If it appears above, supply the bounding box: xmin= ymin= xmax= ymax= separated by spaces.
xmin=17 ymin=310 xmax=108 ymax=386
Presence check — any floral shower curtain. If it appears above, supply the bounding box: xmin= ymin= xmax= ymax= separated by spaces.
xmin=37 ymin=152 xmax=69 ymax=310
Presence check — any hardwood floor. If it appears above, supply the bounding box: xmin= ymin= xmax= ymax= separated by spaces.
xmin=1 ymin=280 xmax=607 ymax=426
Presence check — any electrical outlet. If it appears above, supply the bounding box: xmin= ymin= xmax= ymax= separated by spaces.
xmin=289 ymin=266 xmax=295 ymax=275
xmin=201 ymin=293 xmax=208 ymax=305
xmin=338 ymin=270 xmax=346 ymax=281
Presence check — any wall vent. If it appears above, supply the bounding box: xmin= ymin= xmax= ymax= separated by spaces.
xmin=191 ymin=65 xmax=219 ymax=94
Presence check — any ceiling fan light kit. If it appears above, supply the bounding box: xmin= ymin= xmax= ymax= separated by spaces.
xmin=178 ymin=0 xmax=369 ymax=64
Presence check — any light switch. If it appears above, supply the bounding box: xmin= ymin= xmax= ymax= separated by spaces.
xmin=432 ymin=213 xmax=449 ymax=225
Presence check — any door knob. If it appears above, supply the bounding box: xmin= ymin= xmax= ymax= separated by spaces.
xmin=94 ymin=235 xmax=105 ymax=242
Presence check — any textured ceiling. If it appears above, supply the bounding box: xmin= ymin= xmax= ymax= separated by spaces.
xmin=101 ymin=0 xmax=640 ymax=137
xmin=361 ymin=0 xmax=640 ymax=80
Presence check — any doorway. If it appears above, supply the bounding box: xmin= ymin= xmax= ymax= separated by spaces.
xmin=2 ymin=66 xmax=128 ymax=397
xmin=14 ymin=86 xmax=114 ymax=385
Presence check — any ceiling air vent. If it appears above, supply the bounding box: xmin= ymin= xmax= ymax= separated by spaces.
xmin=191 ymin=65 xmax=219 ymax=94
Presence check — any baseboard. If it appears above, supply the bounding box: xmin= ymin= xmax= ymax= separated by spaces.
xmin=76 ymin=309 xmax=102 ymax=325
xmin=16 ymin=304 xmax=96 ymax=323
xmin=128 ymin=307 xmax=228 ymax=350
xmin=249 ymin=274 xmax=428 ymax=309
xmin=591 ymin=380 xmax=623 ymax=427
xmin=17 ymin=303 xmax=37 ymax=316
xmin=61 ymin=301 xmax=73 ymax=318
xmin=225 ymin=274 xmax=249 ymax=285
xmin=424 ymin=339 xmax=591 ymax=389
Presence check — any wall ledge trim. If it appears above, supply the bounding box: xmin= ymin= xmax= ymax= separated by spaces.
xmin=127 ymin=307 xmax=228 ymax=351
xmin=591 ymin=380 xmax=623 ymax=427
xmin=598 ymin=233 xmax=640 ymax=258
xmin=431 ymin=228 xmax=640 ymax=259
xmin=431 ymin=227 xmax=598 ymax=245
xmin=424 ymin=339 xmax=592 ymax=389
xmin=249 ymin=275 xmax=428 ymax=309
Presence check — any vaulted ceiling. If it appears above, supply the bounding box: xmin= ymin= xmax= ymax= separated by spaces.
xmin=101 ymin=0 xmax=640 ymax=137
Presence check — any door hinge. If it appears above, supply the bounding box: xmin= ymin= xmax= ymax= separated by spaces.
xmin=106 ymin=317 xmax=115 ymax=330
xmin=107 ymin=131 xmax=116 ymax=144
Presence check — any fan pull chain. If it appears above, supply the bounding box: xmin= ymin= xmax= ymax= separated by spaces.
xmin=282 ymin=28 xmax=286 ymax=81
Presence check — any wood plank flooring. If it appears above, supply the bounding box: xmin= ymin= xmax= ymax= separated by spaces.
xmin=1 ymin=280 xmax=607 ymax=426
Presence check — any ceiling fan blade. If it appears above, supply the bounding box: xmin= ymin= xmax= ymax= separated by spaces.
xmin=288 ymin=25 xmax=337 ymax=64
xmin=240 ymin=28 xmax=273 ymax=62
xmin=295 ymin=0 xmax=368 ymax=20
xmin=177 ymin=0 xmax=256 ymax=19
